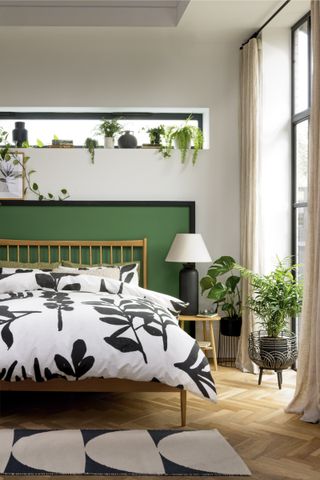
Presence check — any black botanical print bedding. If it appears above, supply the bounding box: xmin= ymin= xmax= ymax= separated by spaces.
xmin=0 ymin=272 xmax=216 ymax=400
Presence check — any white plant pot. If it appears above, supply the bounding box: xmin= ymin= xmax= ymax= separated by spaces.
xmin=104 ymin=137 xmax=114 ymax=149
xmin=174 ymin=138 xmax=191 ymax=150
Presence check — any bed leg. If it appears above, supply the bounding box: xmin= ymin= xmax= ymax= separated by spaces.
xmin=180 ymin=390 xmax=187 ymax=427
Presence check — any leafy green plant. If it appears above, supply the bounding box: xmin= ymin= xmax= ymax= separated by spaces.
xmin=21 ymin=138 xmax=44 ymax=148
xmin=85 ymin=137 xmax=98 ymax=164
xmin=200 ymin=256 xmax=241 ymax=319
xmin=160 ymin=116 xmax=203 ymax=165
xmin=97 ymin=119 xmax=122 ymax=138
xmin=0 ymin=126 xmax=69 ymax=201
xmin=236 ymin=258 xmax=303 ymax=337
xmin=147 ymin=125 xmax=165 ymax=145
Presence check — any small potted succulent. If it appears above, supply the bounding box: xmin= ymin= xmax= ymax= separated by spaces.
xmin=97 ymin=119 xmax=122 ymax=148
xmin=160 ymin=116 xmax=203 ymax=165
xmin=200 ymin=256 xmax=242 ymax=336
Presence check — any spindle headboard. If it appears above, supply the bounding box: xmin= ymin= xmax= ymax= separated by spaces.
xmin=0 ymin=238 xmax=148 ymax=288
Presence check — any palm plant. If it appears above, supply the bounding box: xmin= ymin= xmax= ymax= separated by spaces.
xmin=236 ymin=258 xmax=303 ymax=337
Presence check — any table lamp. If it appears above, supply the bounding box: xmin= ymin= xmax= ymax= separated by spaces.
xmin=165 ymin=233 xmax=212 ymax=315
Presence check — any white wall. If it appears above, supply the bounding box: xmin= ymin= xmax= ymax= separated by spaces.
xmin=260 ymin=27 xmax=292 ymax=272
xmin=0 ymin=27 xmax=240 ymax=306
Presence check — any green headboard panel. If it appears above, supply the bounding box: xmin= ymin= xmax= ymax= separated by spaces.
xmin=0 ymin=201 xmax=195 ymax=297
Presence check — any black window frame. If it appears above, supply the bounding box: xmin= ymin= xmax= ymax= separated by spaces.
xmin=291 ymin=11 xmax=311 ymax=335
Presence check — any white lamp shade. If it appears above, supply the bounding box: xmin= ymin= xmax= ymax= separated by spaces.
xmin=165 ymin=233 xmax=212 ymax=263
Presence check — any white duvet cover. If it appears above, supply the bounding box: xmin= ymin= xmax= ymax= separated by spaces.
xmin=0 ymin=271 xmax=216 ymax=401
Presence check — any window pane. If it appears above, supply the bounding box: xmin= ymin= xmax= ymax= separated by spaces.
xmin=294 ymin=20 xmax=309 ymax=114
xmin=295 ymin=120 xmax=309 ymax=202
xmin=296 ymin=206 xmax=307 ymax=280
xmin=0 ymin=117 xmax=199 ymax=147
xmin=295 ymin=206 xmax=307 ymax=339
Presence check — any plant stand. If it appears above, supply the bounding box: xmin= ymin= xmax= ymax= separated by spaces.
xmin=258 ymin=368 xmax=283 ymax=389
xmin=249 ymin=331 xmax=298 ymax=389
xmin=217 ymin=317 xmax=242 ymax=368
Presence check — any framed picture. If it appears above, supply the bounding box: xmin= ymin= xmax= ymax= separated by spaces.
xmin=0 ymin=152 xmax=24 ymax=200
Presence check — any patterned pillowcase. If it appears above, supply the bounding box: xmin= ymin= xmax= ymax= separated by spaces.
xmin=53 ymin=263 xmax=139 ymax=286
xmin=0 ymin=271 xmax=45 ymax=293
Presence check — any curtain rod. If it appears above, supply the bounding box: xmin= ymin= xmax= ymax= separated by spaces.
xmin=240 ymin=0 xmax=292 ymax=49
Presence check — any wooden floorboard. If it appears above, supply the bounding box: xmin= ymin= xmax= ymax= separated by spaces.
xmin=0 ymin=366 xmax=319 ymax=479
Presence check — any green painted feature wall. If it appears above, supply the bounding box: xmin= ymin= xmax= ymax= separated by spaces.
xmin=0 ymin=203 xmax=193 ymax=298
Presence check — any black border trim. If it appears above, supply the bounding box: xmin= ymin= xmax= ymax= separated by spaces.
xmin=0 ymin=112 xmax=203 ymax=132
xmin=291 ymin=12 xmax=311 ymax=338
xmin=0 ymin=200 xmax=196 ymax=234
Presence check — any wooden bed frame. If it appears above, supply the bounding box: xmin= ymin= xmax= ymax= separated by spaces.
xmin=0 ymin=238 xmax=187 ymax=426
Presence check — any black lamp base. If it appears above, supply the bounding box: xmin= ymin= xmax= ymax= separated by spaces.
xmin=179 ymin=263 xmax=198 ymax=315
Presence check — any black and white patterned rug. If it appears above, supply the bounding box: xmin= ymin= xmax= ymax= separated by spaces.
xmin=0 ymin=429 xmax=251 ymax=476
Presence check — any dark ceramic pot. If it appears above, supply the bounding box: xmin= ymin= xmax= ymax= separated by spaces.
xmin=220 ymin=316 xmax=242 ymax=337
xmin=12 ymin=122 xmax=28 ymax=147
xmin=118 ymin=130 xmax=137 ymax=149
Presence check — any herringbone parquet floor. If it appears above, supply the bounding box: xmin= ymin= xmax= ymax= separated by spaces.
xmin=0 ymin=366 xmax=319 ymax=480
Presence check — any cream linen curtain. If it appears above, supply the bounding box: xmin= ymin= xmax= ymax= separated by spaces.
xmin=286 ymin=1 xmax=320 ymax=423
xmin=236 ymin=38 xmax=261 ymax=373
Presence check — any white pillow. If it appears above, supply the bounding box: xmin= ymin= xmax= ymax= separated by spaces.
xmin=53 ymin=263 xmax=139 ymax=285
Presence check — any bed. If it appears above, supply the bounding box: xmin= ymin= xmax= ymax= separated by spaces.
xmin=0 ymin=238 xmax=216 ymax=426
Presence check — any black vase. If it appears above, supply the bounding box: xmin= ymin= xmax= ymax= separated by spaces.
xmin=12 ymin=122 xmax=28 ymax=147
xmin=118 ymin=130 xmax=137 ymax=149
xmin=179 ymin=263 xmax=198 ymax=315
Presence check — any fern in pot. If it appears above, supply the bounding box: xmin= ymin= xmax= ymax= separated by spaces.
xmin=200 ymin=256 xmax=242 ymax=336
xmin=160 ymin=116 xmax=203 ymax=165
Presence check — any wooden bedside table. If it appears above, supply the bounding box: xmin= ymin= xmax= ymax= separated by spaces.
xmin=179 ymin=314 xmax=221 ymax=371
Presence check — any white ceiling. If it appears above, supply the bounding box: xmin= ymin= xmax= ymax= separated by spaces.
xmin=0 ymin=1 xmax=190 ymax=27
xmin=178 ymin=0 xmax=310 ymax=43
xmin=0 ymin=0 xmax=310 ymax=43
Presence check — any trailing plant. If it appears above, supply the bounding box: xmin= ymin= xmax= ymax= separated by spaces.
xmin=21 ymin=139 xmax=44 ymax=148
xmin=85 ymin=137 xmax=98 ymax=164
xmin=236 ymin=258 xmax=303 ymax=338
xmin=160 ymin=116 xmax=203 ymax=165
xmin=0 ymin=127 xmax=69 ymax=201
xmin=97 ymin=118 xmax=123 ymax=138
xmin=147 ymin=125 xmax=165 ymax=145
xmin=200 ymin=256 xmax=241 ymax=319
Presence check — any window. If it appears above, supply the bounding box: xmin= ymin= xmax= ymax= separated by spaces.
xmin=0 ymin=111 xmax=203 ymax=148
xmin=292 ymin=13 xmax=311 ymax=336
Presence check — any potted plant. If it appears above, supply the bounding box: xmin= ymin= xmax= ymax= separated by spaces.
xmin=147 ymin=125 xmax=165 ymax=146
xmin=200 ymin=256 xmax=242 ymax=336
xmin=84 ymin=137 xmax=98 ymax=164
xmin=160 ymin=116 xmax=203 ymax=165
xmin=97 ymin=119 xmax=122 ymax=148
xmin=237 ymin=258 xmax=303 ymax=376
